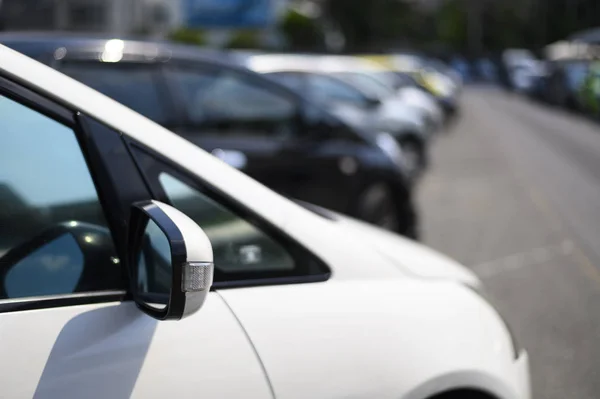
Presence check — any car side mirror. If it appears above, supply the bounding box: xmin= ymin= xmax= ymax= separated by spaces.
xmin=128 ymin=200 xmax=214 ymax=321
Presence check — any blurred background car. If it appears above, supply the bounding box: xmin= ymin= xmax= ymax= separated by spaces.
xmin=541 ymin=59 xmax=591 ymax=110
xmin=366 ymin=53 xmax=462 ymax=117
xmin=246 ymin=53 xmax=436 ymax=177
xmin=578 ymin=59 xmax=600 ymax=117
xmin=0 ymin=34 xmax=419 ymax=238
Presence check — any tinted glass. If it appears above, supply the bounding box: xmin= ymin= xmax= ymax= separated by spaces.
xmin=308 ymin=74 xmax=368 ymax=106
xmin=0 ymin=95 xmax=120 ymax=300
xmin=166 ymin=68 xmax=297 ymax=138
xmin=333 ymin=72 xmax=395 ymax=98
xmin=59 ymin=62 xmax=167 ymax=124
xmin=159 ymin=173 xmax=295 ymax=274
xmin=265 ymin=72 xmax=306 ymax=93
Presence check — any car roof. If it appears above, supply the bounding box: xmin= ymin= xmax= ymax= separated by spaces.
xmin=0 ymin=31 xmax=240 ymax=67
xmin=247 ymin=54 xmax=387 ymax=74
xmin=0 ymin=32 xmax=315 ymax=104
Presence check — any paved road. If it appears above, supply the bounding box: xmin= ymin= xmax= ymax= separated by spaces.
xmin=417 ymin=87 xmax=600 ymax=399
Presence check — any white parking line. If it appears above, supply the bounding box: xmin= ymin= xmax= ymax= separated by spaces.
xmin=472 ymin=240 xmax=575 ymax=278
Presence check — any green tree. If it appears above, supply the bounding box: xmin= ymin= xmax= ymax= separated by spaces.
xmin=280 ymin=9 xmax=326 ymax=51
xmin=225 ymin=30 xmax=262 ymax=49
xmin=168 ymin=28 xmax=207 ymax=46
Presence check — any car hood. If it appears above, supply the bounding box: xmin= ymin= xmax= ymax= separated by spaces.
xmin=334 ymin=213 xmax=481 ymax=288
xmin=377 ymin=98 xmax=427 ymax=135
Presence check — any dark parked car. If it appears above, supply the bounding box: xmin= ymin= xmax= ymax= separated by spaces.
xmin=544 ymin=59 xmax=590 ymax=110
xmin=1 ymin=33 xmax=418 ymax=238
xmin=258 ymin=68 xmax=431 ymax=178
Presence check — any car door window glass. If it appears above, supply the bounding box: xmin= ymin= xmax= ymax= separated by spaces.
xmin=333 ymin=72 xmax=394 ymax=99
xmin=0 ymin=95 xmax=121 ymax=300
xmin=159 ymin=172 xmax=295 ymax=274
xmin=59 ymin=61 xmax=167 ymax=124
xmin=265 ymin=72 xmax=306 ymax=94
xmin=166 ymin=68 xmax=296 ymax=139
xmin=308 ymin=74 xmax=369 ymax=107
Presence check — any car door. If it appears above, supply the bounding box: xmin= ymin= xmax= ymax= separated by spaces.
xmin=0 ymin=79 xmax=272 ymax=399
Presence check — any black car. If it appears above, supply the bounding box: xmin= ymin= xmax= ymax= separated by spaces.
xmin=1 ymin=33 xmax=418 ymax=238
xmin=544 ymin=59 xmax=590 ymax=111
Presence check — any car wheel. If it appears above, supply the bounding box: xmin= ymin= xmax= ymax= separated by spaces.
xmin=399 ymin=137 xmax=425 ymax=179
xmin=429 ymin=390 xmax=497 ymax=399
xmin=355 ymin=183 xmax=400 ymax=232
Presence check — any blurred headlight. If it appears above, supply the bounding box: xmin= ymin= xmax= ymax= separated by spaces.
xmin=375 ymin=132 xmax=405 ymax=169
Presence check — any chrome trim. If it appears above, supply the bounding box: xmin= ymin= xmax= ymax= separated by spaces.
xmin=0 ymin=290 xmax=127 ymax=305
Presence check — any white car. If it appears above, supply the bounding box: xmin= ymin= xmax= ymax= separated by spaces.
xmin=0 ymin=45 xmax=530 ymax=399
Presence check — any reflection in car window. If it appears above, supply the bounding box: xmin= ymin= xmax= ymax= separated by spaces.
xmin=59 ymin=62 xmax=167 ymax=124
xmin=166 ymin=68 xmax=296 ymax=138
xmin=333 ymin=72 xmax=395 ymax=99
xmin=159 ymin=173 xmax=295 ymax=275
xmin=5 ymin=233 xmax=84 ymax=298
xmin=265 ymin=72 xmax=306 ymax=93
xmin=308 ymin=74 xmax=368 ymax=106
xmin=0 ymin=95 xmax=120 ymax=300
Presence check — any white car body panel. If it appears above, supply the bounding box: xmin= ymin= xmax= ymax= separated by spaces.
xmin=332 ymin=214 xmax=481 ymax=287
xmin=0 ymin=297 xmax=272 ymax=399
xmin=397 ymin=87 xmax=444 ymax=128
xmin=0 ymin=45 xmax=530 ymax=399
xmin=220 ymin=281 xmax=527 ymax=399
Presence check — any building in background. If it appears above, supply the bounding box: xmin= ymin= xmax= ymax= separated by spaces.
xmin=0 ymin=0 xmax=181 ymax=37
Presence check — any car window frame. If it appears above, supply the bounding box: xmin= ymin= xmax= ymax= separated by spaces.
xmin=55 ymin=58 xmax=182 ymax=129
xmin=0 ymin=73 xmax=141 ymax=312
xmin=124 ymin=138 xmax=331 ymax=289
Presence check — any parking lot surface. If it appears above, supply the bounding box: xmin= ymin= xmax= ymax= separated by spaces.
xmin=418 ymin=86 xmax=600 ymax=399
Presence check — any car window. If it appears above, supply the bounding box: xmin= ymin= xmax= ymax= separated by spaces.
xmin=158 ymin=172 xmax=295 ymax=275
xmin=0 ymin=95 xmax=121 ymax=300
xmin=58 ymin=61 xmax=167 ymax=124
xmin=308 ymin=74 xmax=369 ymax=106
xmin=165 ymin=67 xmax=297 ymax=139
xmin=265 ymin=72 xmax=306 ymax=93
xmin=333 ymin=72 xmax=395 ymax=99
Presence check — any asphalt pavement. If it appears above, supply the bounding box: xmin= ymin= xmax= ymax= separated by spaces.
xmin=417 ymin=86 xmax=600 ymax=399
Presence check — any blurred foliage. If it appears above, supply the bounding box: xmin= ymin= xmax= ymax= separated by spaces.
xmin=324 ymin=0 xmax=416 ymax=51
xmin=225 ymin=30 xmax=262 ymax=49
xmin=318 ymin=0 xmax=600 ymax=55
xmin=280 ymin=8 xmax=326 ymax=51
xmin=435 ymin=0 xmax=468 ymax=51
xmin=168 ymin=27 xmax=207 ymax=45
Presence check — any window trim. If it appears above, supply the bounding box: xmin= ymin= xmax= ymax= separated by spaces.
xmin=125 ymin=140 xmax=331 ymax=289
xmin=0 ymin=74 xmax=74 ymax=125
xmin=55 ymin=60 xmax=178 ymax=128
xmin=0 ymin=73 xmax=132 ymax=312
